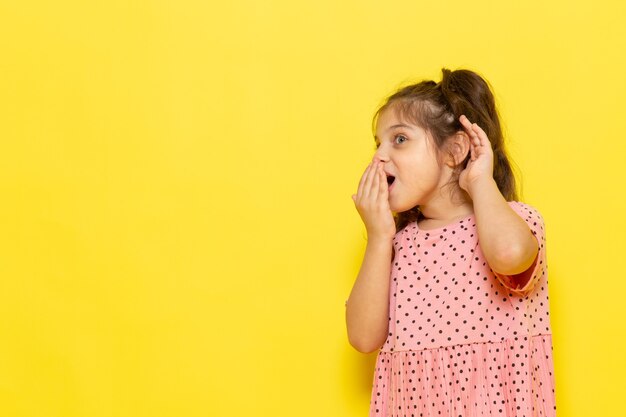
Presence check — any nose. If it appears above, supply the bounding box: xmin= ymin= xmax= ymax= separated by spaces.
xmin=372 ymin=150 xmax=389 ymax=164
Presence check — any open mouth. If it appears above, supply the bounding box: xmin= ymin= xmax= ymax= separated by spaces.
xmin=386 ymin=175 xmax=396 ymax=186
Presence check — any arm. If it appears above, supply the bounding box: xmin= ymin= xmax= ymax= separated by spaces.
xmin=347 ymin=160 xmax=396 ymax=354
xmin=458 ymin=114 xmax=538 ymax=284
xmin=345 ymin=236 xmax=393 ymax=354
xmin=469 ymin=178 xmax=538 ymax=278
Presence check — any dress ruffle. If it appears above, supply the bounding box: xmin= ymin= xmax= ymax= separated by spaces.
xmin=370 ymin=334 xmax=556 ymax=417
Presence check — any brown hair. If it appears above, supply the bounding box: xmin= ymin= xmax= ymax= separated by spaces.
xmin=372 ymin=68 xmax=519 ymax=232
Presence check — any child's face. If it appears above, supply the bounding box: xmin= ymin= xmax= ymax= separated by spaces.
xmin=373 ymin=107 xmax=449 ymax=213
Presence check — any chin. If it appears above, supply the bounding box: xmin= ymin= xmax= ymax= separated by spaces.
xmin=389 ymin=203 xmax=412 ymax=214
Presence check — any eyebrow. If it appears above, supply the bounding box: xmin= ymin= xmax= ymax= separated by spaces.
xmin=374 ymin=123 xmax=413 ymax=142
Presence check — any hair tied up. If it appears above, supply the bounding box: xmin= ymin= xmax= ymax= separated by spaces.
xmin=441 ymin=68 xmax=455 ymax=90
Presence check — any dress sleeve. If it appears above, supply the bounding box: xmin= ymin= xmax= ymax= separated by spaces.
xmin=492 ymin=201 xmax=548 ymax=297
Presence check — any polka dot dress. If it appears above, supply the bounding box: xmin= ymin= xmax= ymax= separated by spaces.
xmin=369 ymin=201 xmax=556 ymax=417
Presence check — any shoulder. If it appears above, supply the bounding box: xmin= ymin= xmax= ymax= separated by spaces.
xmin=507 ymin=201 xmax=547 ymax=239
xmin=393 ymin=221 xmax=417 ymax=238
xmin=508 ymin=201 xmax=545 ymax=222
xmin=392 ymin=221 xmax=417 ymax=252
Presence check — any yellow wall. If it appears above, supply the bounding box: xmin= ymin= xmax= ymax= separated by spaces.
xmin=1 ymin=1 xmax=624 ymax=416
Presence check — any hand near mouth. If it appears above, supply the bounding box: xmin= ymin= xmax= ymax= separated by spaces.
xmin=458 ymin=115 xmax=495 ymax=196
xmin=352 ymin=160 xmax=396 ymax=241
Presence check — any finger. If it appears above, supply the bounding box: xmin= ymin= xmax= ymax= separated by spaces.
xmin=468 ymin=124 xmax=492 ymax=160
xmin=460 ymin=114 xmax=475 ymax=132
xmin=466 ymin=124 xmax=479 ymax=149
xmin=362 ymin=161 xmax=378 ymax=199
xmin=356 ymin=162 xmax=373 ymax=200
xmin=472 ymin=122 xmax=492 ymax=148
xmin=371 ymin=163 xmax=380 ymax=200
xmin=468 ymin=123 xmax=481 ymax=147
xmin=378 ymin=165 xmax=388 ymax=199
xmin=460 ymin=115 xmax=480 ymax=146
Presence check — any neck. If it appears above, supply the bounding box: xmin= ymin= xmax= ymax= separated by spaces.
xmin=419 ymin=193 xmax=473 ymax=223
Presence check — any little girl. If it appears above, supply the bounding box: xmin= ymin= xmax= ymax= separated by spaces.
xmin=345 ymin=68 xmax=556 ymax=416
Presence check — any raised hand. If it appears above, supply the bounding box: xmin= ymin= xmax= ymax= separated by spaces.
xmin=458 ymin=115 xmax=495 ymax=196
xmin=352 ymin=160 xmax=396 ymax=241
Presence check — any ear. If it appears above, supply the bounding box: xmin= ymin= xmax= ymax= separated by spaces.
xmin=445 ymin=132 xmax=470 ymax=167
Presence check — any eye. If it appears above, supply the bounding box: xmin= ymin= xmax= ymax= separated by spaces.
xmin=394 ymin=134 xmax=407 ymax=145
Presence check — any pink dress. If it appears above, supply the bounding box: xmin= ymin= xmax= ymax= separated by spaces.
xmin=369 ymin=201 xmax=556 ymax=417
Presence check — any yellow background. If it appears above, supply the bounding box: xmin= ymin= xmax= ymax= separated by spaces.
xmin=1 ymin=0 xmax=624 ymax=416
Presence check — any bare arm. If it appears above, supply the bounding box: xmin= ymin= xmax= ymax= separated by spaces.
xmin=345 ymin=236 xmax=393 ymax=353
xmin=458 ymin=115 xmax=538 ymax=280
xmin=470 ymin=178 xmax=538 ymax=277
xmin=346 ymin=160 xmax=396 ymax=354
